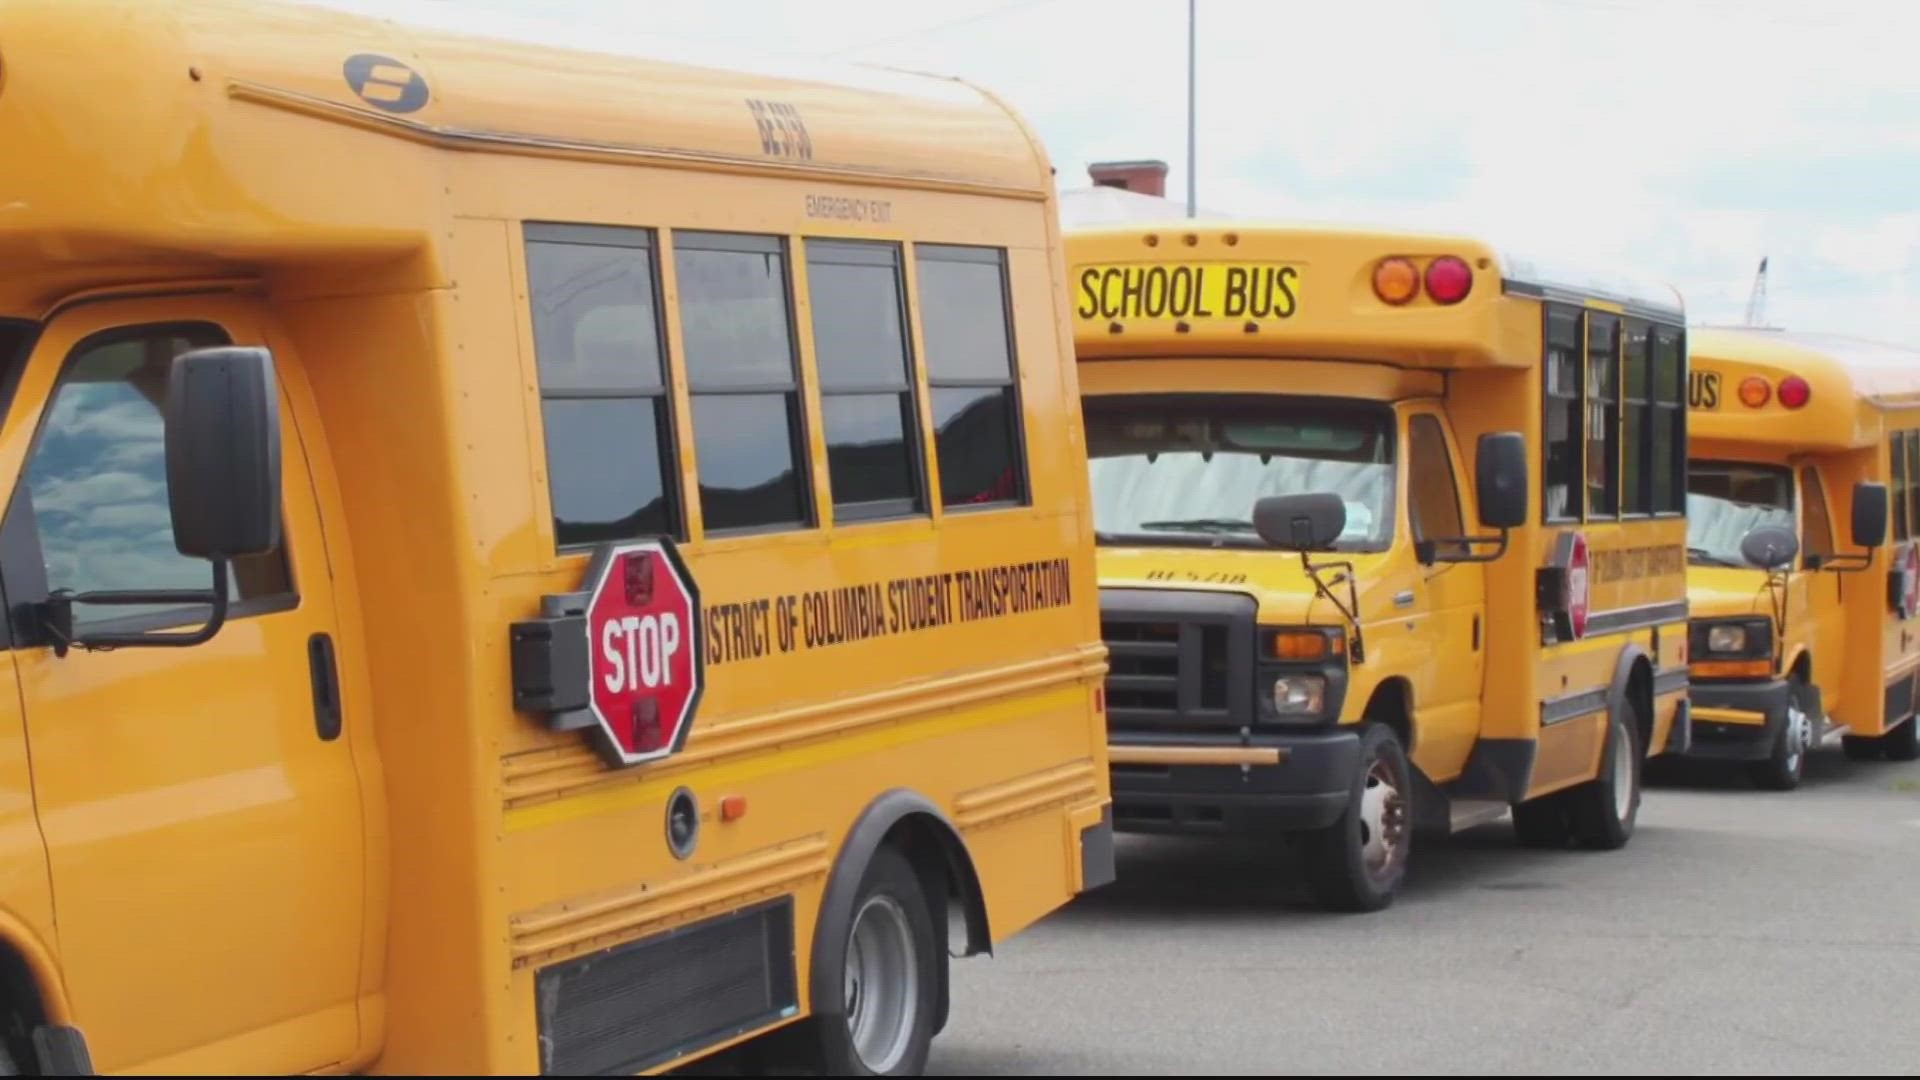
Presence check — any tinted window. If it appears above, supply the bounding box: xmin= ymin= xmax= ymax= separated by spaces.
xmin=676 ymin=231 xmax=812 ymax=533
xmin=916 ymin=244 xmax=1026 ymax=508
xmin=1621 ymin=321 xmax=1651 ymax=515
xmin=1407 ymin=414 xmax=1466 ymax=557
xmin=1651 ymin=325 xmax=1686 ymax=514
xmin=21 ymin=326 xmax=293 ymax=629
xmin=1801 ymin=466 xmax=1835 ymax=564
xmin=806 ymin=239 xmax=924 ymax=520
xmin=526 ymin=223 xmax=680 ymax=549
xmin=1542 ymin=305 xmax=1583 ymax=521
xmin=1585 ymin=313 xmax=1619 ymax=518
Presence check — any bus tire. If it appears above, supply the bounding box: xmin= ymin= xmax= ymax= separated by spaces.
xmin=1302 ymin=721 xmax=1411 ymax=913
xmin=1842 ymin=734 xmax=1884 ymax=761
xmin=800 ymin=844 xmax=938 ymax=1076
xmin=1510 ymin=794 xmax=1572 ymax=848
xmin=1566 ymin=703 xmax=1642 ymax=851
xmin=1749 ymin=677 xmax=1814 ymax=790
xmin=1882 ymin=715 xmax=1920 ymax=762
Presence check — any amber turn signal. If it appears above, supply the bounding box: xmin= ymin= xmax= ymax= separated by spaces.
xmin=1373 ymin=257 xmax=1420 ymax=306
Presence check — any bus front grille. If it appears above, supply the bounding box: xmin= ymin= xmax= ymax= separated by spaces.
xmin=1099 ymin=587 xmax=1255 ymax=738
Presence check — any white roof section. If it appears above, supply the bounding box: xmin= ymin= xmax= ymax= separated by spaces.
xmin=1058 ymin=185 xmax=1234 ymax=229
xmin=287 ymin=0 xmax=990 ymax=105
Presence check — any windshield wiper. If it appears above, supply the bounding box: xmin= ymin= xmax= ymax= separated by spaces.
xmin=1137 ymin=518 xmax=1256 ymax=533
xmin=1687 ymin=546 xmax=1742 ymax=567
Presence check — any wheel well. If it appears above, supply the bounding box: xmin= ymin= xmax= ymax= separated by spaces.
xmin=881 ymin=814 xmax=991 ymax=959
xmin=1363 ymin=678 xmax=1414 ymax=753
xmin=0 ymin=941 xmax=47 ymax=1072
xmin=1790 ymin=649 xmax=1813 ymax=683
xmin=1628 ymin=657 xmax=1654 ymax=751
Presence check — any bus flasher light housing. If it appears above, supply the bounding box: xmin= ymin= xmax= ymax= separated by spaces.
xmin=1778 ymin=375 xmax=1811 ymax=409
xmin=1424 ymin=255 xmax=1473 ymax=304
xmin=1739 ymin=376 xmax=1771 ymax=408
xmin=1373 ymin=257 xmax=1419 ymax=306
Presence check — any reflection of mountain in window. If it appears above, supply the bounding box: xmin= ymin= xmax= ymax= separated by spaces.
xmin=23 ymin=330 xmax=291 ymax=629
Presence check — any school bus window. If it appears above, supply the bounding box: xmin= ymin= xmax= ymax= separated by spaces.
xmin=674 ymin=230 xmax=813 ymax=534
xmin=1801 ymin=466 xmax=1835 ymax=564
xmin=1906 ymin=429 xmax=1919 ymax=539
xmin=1543 ymin=305 xmax=1584 ymax=522
xmin=1651 ymin=325 xmax=1686 ymax=513
xmin=1585 ymin=312 xmax=1621 ymax=518
xmin=1084 ymin=396 xmax=1395 ymax=551
xmin=1686 ymin=460 xmax=1793 ymax=568
xmin=525 ymin=223 xmax=681 ymax=549
xmin=804 ymin=238 xmax=926 ymax=522
xmin=21 ymin=325 xmax=294 ymax=631
xmin=1407 ymin=414 xmax=1468 ymax=558
xmin=915 ymin=243 xmax=1028 ymax=508
xmin=1893 ymin=432 xmax=1910 ymax=540
xmin=1621 ymin=320 xmax=1651 ymax=515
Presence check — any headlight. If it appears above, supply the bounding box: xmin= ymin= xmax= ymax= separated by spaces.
xmin=1706 ymin=625 xmax=1747 ymax=653
xmin=1273 ymin=675 xmax=1327 ymax=715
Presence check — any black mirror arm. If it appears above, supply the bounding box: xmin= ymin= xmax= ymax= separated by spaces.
xmin=42 ymin=560 xmax=231 ymax=658
xmin=1299 ymin=552 xmax=1366 ymax=664
xmin=1417 ymin=527 xmax=1512 ymax=566
xmin=1813 ymin=547 xmax=1876 ymax=574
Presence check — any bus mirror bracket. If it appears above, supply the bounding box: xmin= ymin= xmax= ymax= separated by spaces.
xmin=1416 ymin=431 xmax=1525 ymax=566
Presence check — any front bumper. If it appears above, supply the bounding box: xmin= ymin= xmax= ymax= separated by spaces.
xmin=1684 ymin=678 xmax=1789 ymax=762
xmin=1108 ymin=727 xmax=1359 ymax=835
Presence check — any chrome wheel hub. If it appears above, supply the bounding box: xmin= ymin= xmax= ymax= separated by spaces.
xmin=1359 ymin=757 xmax=1407 ymax=879
xmin=844 ymin=894 xmax=918 ymax=1073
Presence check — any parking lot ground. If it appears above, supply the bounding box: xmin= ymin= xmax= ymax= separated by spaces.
xmin=929 ymin=741 xmax=1920 ymax=1075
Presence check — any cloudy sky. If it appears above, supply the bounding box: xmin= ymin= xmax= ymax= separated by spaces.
xmin=312 ymin=0 xmax=1920 ymax=346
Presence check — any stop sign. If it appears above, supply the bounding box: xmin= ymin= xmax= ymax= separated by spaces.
xmin=581 ymin=539 xmax=704 ymax=767
xmin=1900 ymin=543 xmax=1920 ymax=620
xmin=1566 ymin=532 xmax=1591 ymax=640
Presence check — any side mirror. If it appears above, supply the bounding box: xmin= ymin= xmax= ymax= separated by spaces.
xmin=1253 ymin=493 xmax=1346 ymax=552
xmin=1852 ymin=480 xmax=1889 ymax=549
xmin=1739 ymin=524 xmax=1799 ymax=570
xmin=1475 ymin=431 xmax=1528 ymax=530
xmin=166 ymin=346 xmax=282 ymax=560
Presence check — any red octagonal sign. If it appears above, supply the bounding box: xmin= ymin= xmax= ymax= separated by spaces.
xmin=581 ymin=539 xmax=704 ymax=767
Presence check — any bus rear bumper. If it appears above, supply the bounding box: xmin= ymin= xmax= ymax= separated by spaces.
xmin=1685 ymin=680 xmax=1789 ymax=762
xmin=1107 ymin=729 xmax=1359 ymax=835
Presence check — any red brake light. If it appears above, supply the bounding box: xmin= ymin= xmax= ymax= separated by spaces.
xmin=1424 ymin=256 xmax=1473 ymax=304
xmin=1778 ymin=375 xmax=1811 ymax=409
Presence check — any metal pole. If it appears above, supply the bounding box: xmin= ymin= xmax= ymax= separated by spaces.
xmin=1186 ymin=0 xmax=1196 ymax=217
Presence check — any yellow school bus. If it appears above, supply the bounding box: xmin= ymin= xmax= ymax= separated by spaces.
xmin=1681 ymin=326 xmax=1915 ymax=786
xmin=1067 ymin=219 xmax=1692 ymax=911
xmin=0 ymin=0 xmax=1113 ymax=1073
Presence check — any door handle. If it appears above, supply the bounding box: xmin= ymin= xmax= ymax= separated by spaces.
xmin=309 ymin=632 xmax=342 ymax=742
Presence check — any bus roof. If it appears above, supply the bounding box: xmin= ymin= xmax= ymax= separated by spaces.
xmin=1688 ymin=325 xmax=1920 ymax=452
xmin=1063 ymin=217 xmax=1683 ymax=368
xmin=0 ymin=0 xmax=1053 ymax=313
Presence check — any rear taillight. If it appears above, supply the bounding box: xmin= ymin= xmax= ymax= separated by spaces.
xmin=1424 ymin=256 xmax=1473 ymax=304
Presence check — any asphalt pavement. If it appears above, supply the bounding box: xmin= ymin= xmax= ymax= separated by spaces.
xmin=929 ymin=739 xmax=1920 ymax=1075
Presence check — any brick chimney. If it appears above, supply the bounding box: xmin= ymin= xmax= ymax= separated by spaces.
xmin=1087 ymin=159 xmax=1169 ymax=198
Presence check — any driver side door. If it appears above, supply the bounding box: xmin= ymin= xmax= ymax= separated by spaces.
xmin=0 ymin=295 xmax=365 ymax=1073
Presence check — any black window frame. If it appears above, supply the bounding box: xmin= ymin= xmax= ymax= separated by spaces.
xmin=1585 ymin=311 xmax=1621 ymax=520
xmin=1896 ymin=431 xmax=1911 ymax=542
xmin=1620 ymin=319 xmax=1652 ymax=517
xmin=1541 ymin=304 xmax=1585 ymax=524
xmin=802 ymin=237 xmax=928 ymax=524
xmin=914 ymin=242 xmax=1031 ymax=512
xmin=674 ymin=228 xmax=816 ymax=537
xmin=0 ymin=320 xmax=300 ymax=645
xmin=524 ymin=221 xmax=686 ymax=551
xmin=1651 ymin=324 xmax=1687 ymax=516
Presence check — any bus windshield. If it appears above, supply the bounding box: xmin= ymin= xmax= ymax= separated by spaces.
xmin=1084 ymin=395 xmax=1394 ymax=551
xmin=1686 ymin=460 xmax=1793 ymax=567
